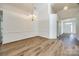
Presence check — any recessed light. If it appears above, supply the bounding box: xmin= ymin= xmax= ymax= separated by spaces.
xmin=63 ymin=6 xmax=68 ymax=10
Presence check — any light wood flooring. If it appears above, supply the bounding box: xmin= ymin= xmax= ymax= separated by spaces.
xmin=0 ymin=36 xmax=79 ymax=56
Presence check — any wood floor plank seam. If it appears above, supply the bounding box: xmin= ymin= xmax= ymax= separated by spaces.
xmin=0 ymin=36 xmax=79 ymax=56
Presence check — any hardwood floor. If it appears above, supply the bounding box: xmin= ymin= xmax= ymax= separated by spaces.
xmin=0 ymin=35 xmax=79 ymax=56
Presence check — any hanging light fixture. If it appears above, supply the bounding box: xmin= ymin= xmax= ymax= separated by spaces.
xmin=32 ymin=4 xmax=37 ymax=21
xmin=32 ymin=3 xmax=34 ymax=21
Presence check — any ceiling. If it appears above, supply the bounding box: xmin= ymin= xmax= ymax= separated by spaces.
xmin=0 ymin=3 xmax=33 ymax=14
xmin=1 ymin=3 xmax=79 ymax=14
xmin=10 ymin=3 xmax=33 ymax=12
xmin=51 ymin=3 xmax=79 ymax=13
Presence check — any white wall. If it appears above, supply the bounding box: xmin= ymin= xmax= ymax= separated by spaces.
xmin=76 ymin=17 xmax=79 ymax=39
xmin=34 ymin=4 xmax=49 ymax=38
xmin=48 ymin=4 xmax=57 ymax=39
xmin=49 ymin=14 xmax=57 ymax=39
xmin=1 ymin=3 xmax=57 ymax=44
xmin=35 ymin=3 xmax=57 ymax=39
xmin=1 ymin=5 xmax=37 ymax=44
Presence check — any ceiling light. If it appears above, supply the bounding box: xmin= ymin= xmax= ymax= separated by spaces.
xmin=32 ymin=14 xmax=37 ymax=20
xmin=63 ymin=6 xmax=68 ymax=10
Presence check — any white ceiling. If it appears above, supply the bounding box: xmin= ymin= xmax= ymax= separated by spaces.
xmin=1 ymin=3 xmax=79 ymax=14
xmin=51 ymin=3 xmax=79 ymax=13
xmin=10 ymin=3 xmax=33 ymax=12
xmin=0 ymin=3 xmax=33 ymax=14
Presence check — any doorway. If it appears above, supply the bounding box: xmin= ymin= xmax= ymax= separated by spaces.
xmin=62 ymin=22 xmax=73 ymax=33
xmin=61 ymin=18 xmax=76 ymax=34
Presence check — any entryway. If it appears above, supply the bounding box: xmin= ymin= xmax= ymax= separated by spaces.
xmin=61 ymin=18 xmax=76 ymax=34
